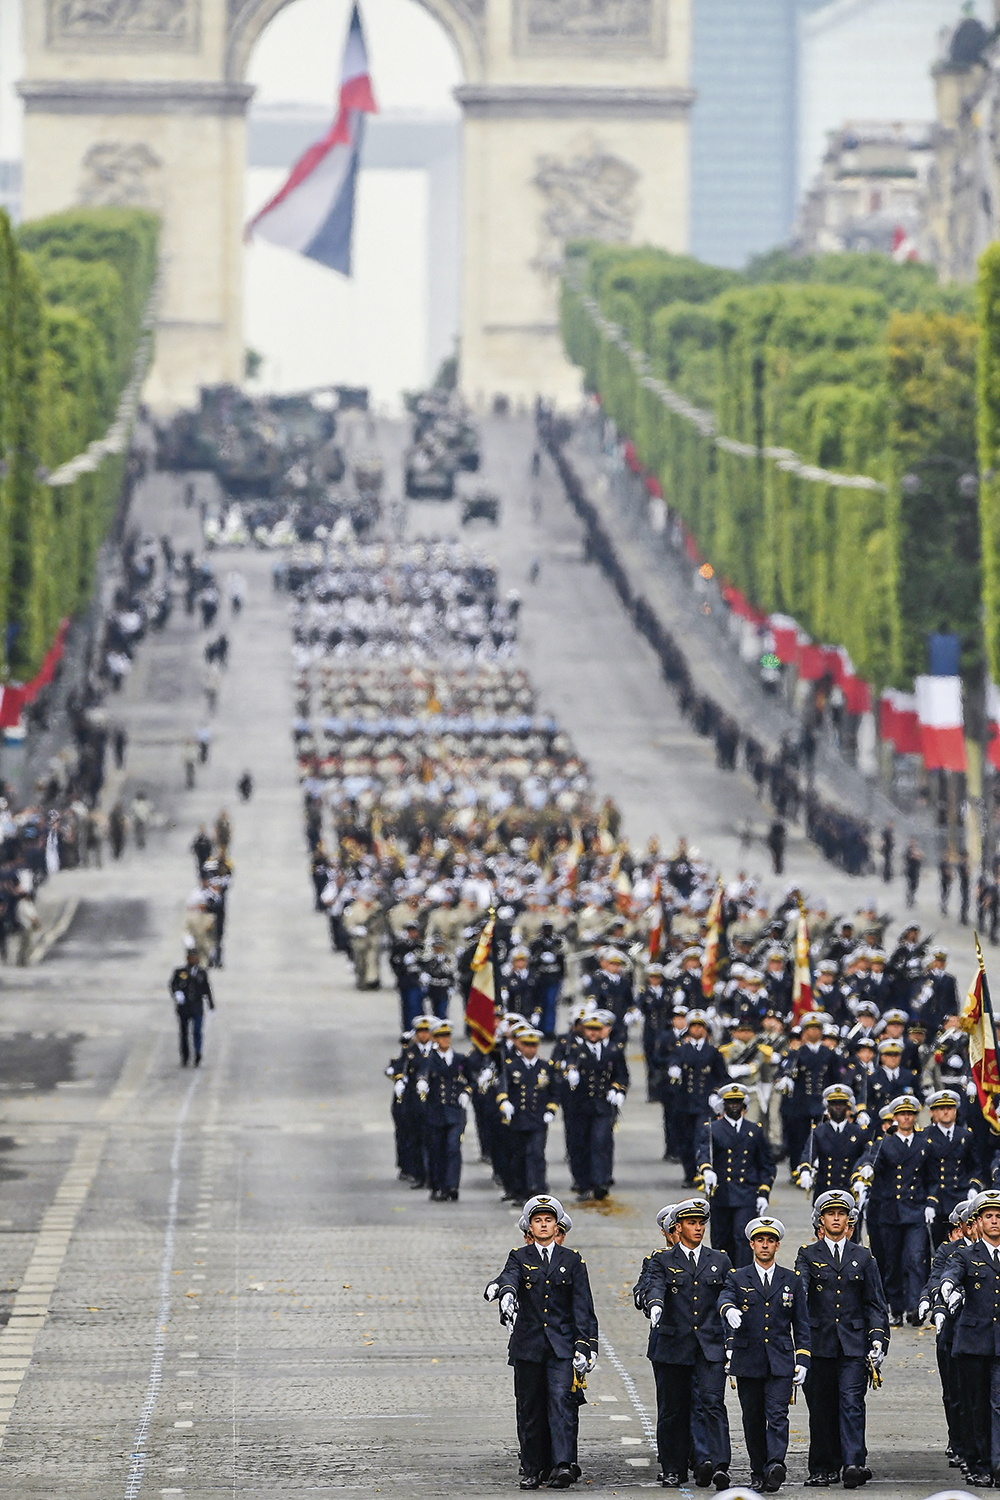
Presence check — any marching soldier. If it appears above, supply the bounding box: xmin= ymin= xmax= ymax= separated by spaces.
xmin=920 ymin=1201 xmax=975 ymax=1474
xmin=924 ymin=1087 xmax=982 ymax=1246
xmin=390 ymin=1014 xmax=435 ymax=1188
xmin=940 ymin=1190 xmax=1000 ymax=1487
xmin=667 ymin=1010 xmax=731 ymax=1187
xmin=718 ymin=1216 xmax=810 ymax=1492
xmin=857 ymin=1094 xmax=932 ymax=1325
xmin=795 ymin=1190 xmax=889 ymax=1488
xmin=421 ymin=936 xmax=456 ymax=1020
xmin=528 ymin=920 xmax=567 ymax=1039
xmin=486 ymin=1194 xmax=598 ymax=1490
xmin=644 ymin=1198 xmax=733 ymax=1489
xmin=865 ymin=1038 xmax=918 ymax=1120
xmin=561 ymin=1011 xmax=628 ymax=1201
xmin=795 ymin=1085 xmax=868 ymax=1200
xmin=496 ymin=1026 xmax=559 ymax=1200
xmin=775 ymin=1013 xmax=842 ymax=1180
xmin=417 ymin=1020 xmax=472 ymax=1201
xmin=697 ymin=1082 xmax=775 ymax=1266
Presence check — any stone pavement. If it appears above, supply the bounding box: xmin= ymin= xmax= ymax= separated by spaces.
xmin=0 ymin=445 xmax=969 ymax=1499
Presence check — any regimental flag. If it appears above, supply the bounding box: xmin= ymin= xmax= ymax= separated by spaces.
xmin=701 ymin=883 xmax=723 ymax=1001
xmin=915 ymin=674 xmax=967 ymax=773
xmin=466 ymin=912 xmax=497 ymax=1053
xmin=565 ymin=821 xmax=585 ymax=889
xmin=247 ymin=3 xmax=377 ymax=274
xmin=960 ymin=936 xmax=1000 ymax=1131
xmin=791 ymin=903 xmax=814 ymax=1023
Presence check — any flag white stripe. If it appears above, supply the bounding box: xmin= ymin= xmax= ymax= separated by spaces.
xmin=253 ymin=136 xmax=356 ymax=253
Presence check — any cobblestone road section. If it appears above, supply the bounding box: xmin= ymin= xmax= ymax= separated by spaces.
xmin=0 ymin=436 xmax=964 ymax=1497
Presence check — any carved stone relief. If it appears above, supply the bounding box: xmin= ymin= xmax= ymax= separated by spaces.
xmin=515 ymin=0 xmax=661 ymax=56
xmin=533 ymin=147 xmax=638 ymax=273
xmin=48 ymin=0 xmax=200 ymax=50
xmin=79 ymin=142 xmax=164 ymax=208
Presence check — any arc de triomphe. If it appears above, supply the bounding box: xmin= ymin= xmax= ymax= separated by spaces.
xmin=20 ymin=0 xmax=693 ymax=408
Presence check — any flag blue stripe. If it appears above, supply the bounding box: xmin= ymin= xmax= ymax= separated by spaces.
xmin=303 ymin=117 xmax=365 ymax=275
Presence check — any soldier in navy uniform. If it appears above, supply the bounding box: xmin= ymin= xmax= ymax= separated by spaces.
xmin=390 ymin=1014 xmax=435 ymax=1187
xmin=795 ymin=1085 xmax=868 ymax=1200
xmin=643 ymin=1197 xmax=733 ymax=1489
xmin=528 ymin=921 xmax=567 ymax=1039
xmin=485 ymin=1194 xmax=598 ymax=1491
xmin=795 ymin=1190 xmax=889 ymax=1488
xmin=667 ymin=1010 xmax=731 ymax=1187
xmin=417 ymin=1020 xmax=472 ymax=1201
xmin=921 ymin=1200 xmax=976 ymax=1475
xmin=775 ymin=1013 xmax=841 ymax=1180
xmin=496 ymin=1026 xmax=559 ymax=1200
xmin=696 ymin=1082 xmax=775 ymax=1266
xmin=561 ymin=1011 xmax=628 ymax=1201
xmin=940 ymin=1189 xmax=1000 ymax=1486
xmin=169 ymin=945 xmax=215 ymax=1067
xmin=865 ymin=1038 xmax=919 ymax=1121
xmin=718 ymin=1216 xmax=810 ymax=1492
xmin=924 ymin=1087 xmax=982 ymax=1246
xmin=584 ymin=948 xmax=635 ymax=1041
xmin=856 ymin=1093 xmax=932 ymax=1325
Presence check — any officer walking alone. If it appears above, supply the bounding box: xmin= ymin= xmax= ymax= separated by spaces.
xmin=169 ymin=941 xmax=215 ymax=1067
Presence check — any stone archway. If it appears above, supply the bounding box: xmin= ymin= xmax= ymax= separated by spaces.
xmin=20 ymin=0 xmax=693 ymax=408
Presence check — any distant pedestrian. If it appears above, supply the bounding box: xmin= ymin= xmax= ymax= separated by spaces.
xmin=14 ymin=887 xmax=39 ymax=967
xmin=108 ymin=802 xmax=127 ymax=860
xmin=767 ymin=819 xmax=786 ymax=876
xmin=192 ymin=826 xmax=212 ymax=873
xmin=131 ymin=792 xmax=151 ymax=851
xmin=958 ymin=852 xmax=971 ymax=925
xmin=215 ymin=809 xmax=232 ymax=851
xmin=528 ymin=557 xmax=541 ymax=585
xmin=196 ymin=725 xmax=211 ymax=764
xmin=939 ymin=853 xmax=953 ymax=916
xmin=183 ymin=739 xmax=197 ymax=789
xmin=904 ymin=839 xmax=923 ymax=908
xmin=881 ymin=822 xmax=894 ymax=883
xmin=237 ymin=771 xmax=253 ymax=802
xmin=113 ymin=725 xmax=128 ymax=770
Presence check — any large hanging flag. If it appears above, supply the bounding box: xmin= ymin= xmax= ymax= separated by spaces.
xmin=915 ymin=674 xmax=966 ymax=773
xmin=247 ymin=3 xmax=377 ymax=274
xmin=791 ymin=902 xmax=814 ymax=1023
xmin=466 ymin=913 xmax=497 ymax=1053
xmin=960 ymin=936 xmax=1000 ymax=1132
xmin=701 ymin=882 xmax=723 ymax=1001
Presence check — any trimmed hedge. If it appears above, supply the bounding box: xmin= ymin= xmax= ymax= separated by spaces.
xmin=0 ymin=207 xmax=157 ymax=676
xmin=562 ymin=242 xmax=980 ymax=692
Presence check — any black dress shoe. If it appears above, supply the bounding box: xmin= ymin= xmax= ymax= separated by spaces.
xmin=429 ymin=1190 xmax=442 ymax=1201
xmin=712 ymin=1467 xmax=730 ymax=1491
xmin=857 ymin=1468 xmax=871 ymax=1484
xmin=751 ymin=1478 xmax=765 ymax=1493
xmin=660 ymin=1476 xmax=682 ymax=1489
xmin=520 ymin=1478 xmax=542 ymax=1490
xmin=694 ymin=1461 xmax=714 ymax=1487
xmin=764 ymin=1462 xmax=786 ymax=1492
xmin=448 ymin=1189 xmax=459 ymax=1201
xmin=593 ymin=1185 xmax=609 ymax=1200
xmin=905 ymin=1310 xmax=920 ymax=1325
xmin=409 ymin=1179 xmax=426 ymax=1190
xmin=968 ymin=1474 xmax=992 ymax=1488
xmin=890 ymin=1312 xmax=903 ymax=1327
xmin=805 ymin=1475 xmax=831 ymax=1487
xmin=843 ymin=1467 xmax=864 ymax=1489
xmin=547 ymin=1463 xmax=576 ymax=1489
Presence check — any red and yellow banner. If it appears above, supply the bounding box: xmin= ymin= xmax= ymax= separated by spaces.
xmin=466 ymin=913 xmax=497 ymax=1053
xmin=960 ymin=937 xmax=1000 ymax=1131
xmin=791 ymin=904 xmax=814 ymax=1024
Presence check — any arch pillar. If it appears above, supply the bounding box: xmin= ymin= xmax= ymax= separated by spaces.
xmin=19 ymin=0 xmax=692 ymax=409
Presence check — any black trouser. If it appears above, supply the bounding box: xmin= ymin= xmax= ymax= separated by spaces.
xmin=673 ymin=1112 xmax=704 ymax=1185
xmin=505 ymin=1127 xmax=549 ymax=1198
xmin=399 ymin=1104 xmax=428 ymax=1184
xmin=653 ymin=1354 xmax=730 ymax=1477
xmin=959 ymin=1354 xmax=1000 ymax=1475
xmin=785 ymin=1115 xmax=818 ymax=1180
xmin=515 ymin=1355 xmax=578 ymax=1476
xmin=736 ymin=1374 xmax=793 ymax=1475
xmin=937 ymin=1339 xmax=965 ymax=1457
xmin=177 ymin=1007 xmax=203 ymax=1064
xmin=425 ymin=1121 xmax=462 ymax=1192
xmin=711 ymin=1205 xmax=755 ymax=1268
xmin=804 ymin=1355 xmax=867 ymax=1473
xmin=564 ymin=1110 xmax=614 ymax=1192
xmin=877 ymin=1221 xmax=927 ymax=1314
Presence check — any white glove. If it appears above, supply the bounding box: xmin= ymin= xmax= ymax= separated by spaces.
xmin=500 ymin=1293 xmax=517 ymax=1323
xmin=499 ymin=1100 xmax=515 ymax=1122
xmin=967 ymin=1079 xmax=979 ymax=1099
xmin=856 ymin=1111 xmax=870 ymax=1130
xmin=649 ymin=1305 xmax=662 ymax=1327
xmin=776 ymin=1076 xmax=794 ymax=1095
xmin=869 ymin=1341 xmax=885 ymax=1369
xmin=393 ymin=1079 xmax=406 ymax=1100
xmin=798 ymin=1169 xmax=814 ymax=1193
xmin=944 ymin=1285 xmax=964 ymax=1314
xmin=173 ymin=991 xmax=186 ymax=1004
xmin=701 ymin=1168 xmax=718 ymax=1192
xmin=857 ymin=1162 xmax=874 ymax=1183
xmin=756 ymin=1196 xmax=769 ymax=1215
xmin=924 ymin=1205 xmax=936 ymax=1226
xmin=667 ymin=1065 xmax=682 ymax=1081
xmin=416 ymin=1078 xmax=429 ymax=1099
xmin=485 ymin=1282 xmax=499 ymax=1301
xmin=934 ymin=1311 xmax=946 ymax=1333
xmin=625 ymin=1007 xmax=642 ymax=1027
xmin=566 ymin=1067 xmax=581 ymax=1089
xmin=477 ymin=1069 xmax=494 ymax=1094
xmin=728 ymin=1063 xmax=752 ymax=1078
xmin=855 ymin=1183 xmax=869 ymax=1209
xmin=725 ymin=1307 xmax=742 ymax=1329
xmin=459 ymin=1092 xmax=472 ymax=1112
xmin=917 ymin=1298 xmax=930 ymax=1323
xmin=966 ymin=1186 xmax=978 ymax=1203
xmin=708 ymin=1093 xmax=723 ymax=1115
xmin=586 ymin=1352 xmax=597 ymax=1372
xmin=543 ymin=1110 xmax=556 ymax=1124
xmin=572 ymin=1352 xmax=588 ymax=1372
xmin=793 ymin=1364 xmax=807 ymax=1386
xmin=607 ymin=1088 xmax=625 ymax=1108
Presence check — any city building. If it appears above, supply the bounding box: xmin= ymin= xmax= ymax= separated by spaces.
xmin=794 ymin=120 xmax=932 ymax=256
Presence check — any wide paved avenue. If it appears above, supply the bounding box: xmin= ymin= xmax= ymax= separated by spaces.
xmin=0 ymin=434 xmax=965 ymax=1498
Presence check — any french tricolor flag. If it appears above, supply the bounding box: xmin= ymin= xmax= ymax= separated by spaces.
xmin=248 ymin=4 xmax=377 ymax=275
xmin=915 ymin=674 xmax=967 ymax=773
